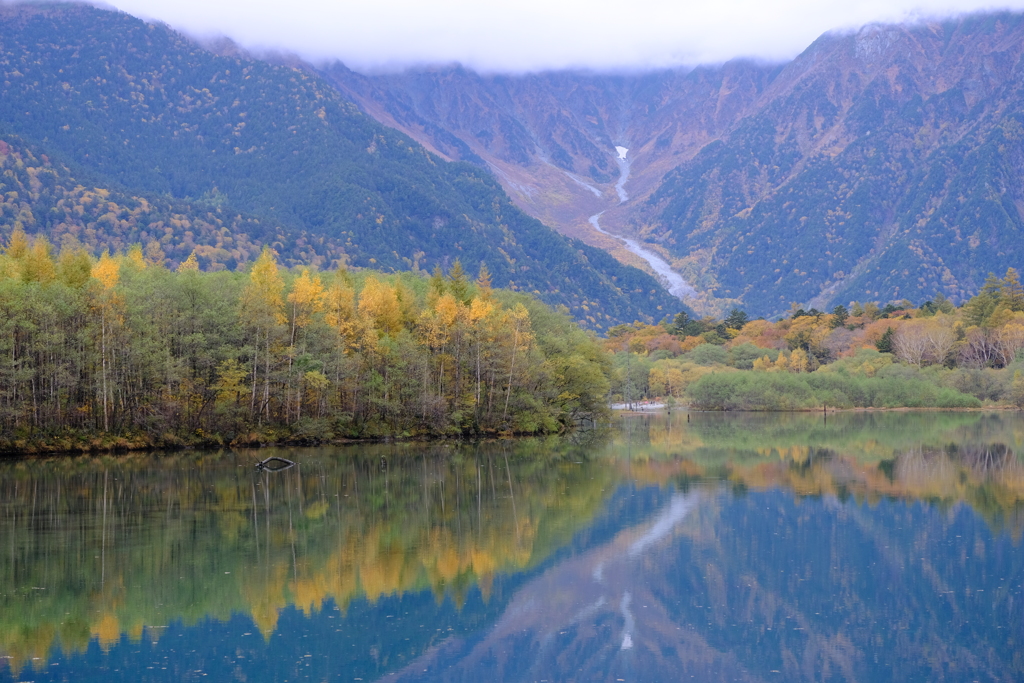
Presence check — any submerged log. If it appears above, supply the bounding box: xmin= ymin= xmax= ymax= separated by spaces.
xmin=255 ymin=456 xmax=295 ymax=472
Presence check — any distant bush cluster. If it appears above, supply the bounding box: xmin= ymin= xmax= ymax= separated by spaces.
xmin=607 ymin=271 xmax=1024 ymax=411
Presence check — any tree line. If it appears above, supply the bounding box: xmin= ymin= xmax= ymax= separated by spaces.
xmin=0 ymin=229 xmax=611 ymax=449
xmin=605 ymin=270 xmax=1024 ymax=410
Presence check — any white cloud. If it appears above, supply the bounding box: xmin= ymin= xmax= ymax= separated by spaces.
xmin=107 ymin=0 xmax=1024 ymax=72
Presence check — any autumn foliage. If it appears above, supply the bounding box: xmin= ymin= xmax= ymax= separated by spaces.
xmin=606 ymin=273 xmax=1024 ymax=410
xmin=0 ymin=233 xmax=610 ymax=447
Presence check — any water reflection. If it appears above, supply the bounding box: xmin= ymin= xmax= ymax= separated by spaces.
xmin=0 ymin=439 xmax=612 ymax=678
xmin=387 ymin=491 xmax=704 ymax=681
xmin=1 ymin=412 xmax=1023 ymax=681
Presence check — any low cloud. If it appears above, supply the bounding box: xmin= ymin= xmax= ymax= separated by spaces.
xmin=109 ymin=0 xmax=1024 ymax=72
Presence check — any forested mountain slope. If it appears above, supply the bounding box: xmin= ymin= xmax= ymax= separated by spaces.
xmin=326 ymin=13 xmax=1024 ymax=317
xmin=644 ymin=14 xmax=1024 ymax=316
xmin=0 ymin=3 xmax=679 ymax=330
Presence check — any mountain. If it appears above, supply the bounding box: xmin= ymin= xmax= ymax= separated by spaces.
xmin=324 ymin=13 xmax=1024 ymax=317
xmin=644 ymin=15 xmax=1024 ymax=315
xmin=320 ymin=62 xmax=777 ymax=285
xmin=0 ymin=3 xmax=681 ymax=330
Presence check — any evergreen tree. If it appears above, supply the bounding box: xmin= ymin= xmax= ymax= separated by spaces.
xmin=962 ymin=275 xmax=1000 ymax=327
xmin=876 ymin=326 xmax=895 ymax=353
xmin=670 ymin=311 xmax=690 ymax=336
xmin=476 ymin=263 xmax=493 ymax=300
xmin=830 ymin=304 xmax=849 ymax=329
xmin=1001 ymin=268 xmax=1024 ymax=312
xmin=447 ymin=259 xmax=470 ymax=303
xmin=724 ymin=308 xmax=749 ymax=330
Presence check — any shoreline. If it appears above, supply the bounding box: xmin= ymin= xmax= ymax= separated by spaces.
xmin=6 ymin=406 xmax=1020 ymax=456
xmin=0 ymin=426 xmax=573 ymax=458
xmin=613 ymin=405 xmax=1021 ymax=414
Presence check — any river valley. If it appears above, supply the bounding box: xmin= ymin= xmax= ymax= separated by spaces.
xmin=589 ymin=148 xmax=697 ymax=300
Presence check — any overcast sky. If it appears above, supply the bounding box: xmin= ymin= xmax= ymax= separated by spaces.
xmin=106 ymin=0 xmax=1024 ymax=72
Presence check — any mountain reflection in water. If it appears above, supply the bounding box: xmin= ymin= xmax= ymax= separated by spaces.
xmin=386 ymin=492 xmax=704 ymax=681
xmin=1 ymin=412 xmax=1023 ymax=682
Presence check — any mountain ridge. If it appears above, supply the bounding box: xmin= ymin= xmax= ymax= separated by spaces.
xmin=0 ymin=2 xmax=682 ymax=329
xmin=321 ymin=12 xmax=1024 ymax=317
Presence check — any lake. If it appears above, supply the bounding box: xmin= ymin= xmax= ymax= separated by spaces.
xmin=1 ymin=411 xmax=1022 ymax=682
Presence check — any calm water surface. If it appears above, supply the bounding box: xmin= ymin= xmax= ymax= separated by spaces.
xmin=2 ymin=411 xmax=1023 ymax=682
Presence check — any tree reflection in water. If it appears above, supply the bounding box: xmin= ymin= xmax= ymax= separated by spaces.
xmin=1 ymin=412 xmax=1023 ymax=681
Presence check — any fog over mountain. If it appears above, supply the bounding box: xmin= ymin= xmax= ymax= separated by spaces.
xmin=4 ymin=0 xmax=1023 ymax=318
xmin=106 ymin=0 xmax=1024 ymax=72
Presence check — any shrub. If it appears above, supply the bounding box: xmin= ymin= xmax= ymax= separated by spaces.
xmin=687 ymin=369 xmax=981 ymax=410
xmin=683 ymin=344 xmax=730 ymax=366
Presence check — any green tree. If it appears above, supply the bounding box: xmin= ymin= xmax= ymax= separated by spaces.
xmin=1011 ymin=371 xmax=1024 ymax=409
xmin=963 ymin=273 xmax=1003 ymax=327
xmin=830 ymin=305 xmax=849 ymax=329
xmin=876 ymin=327 xmax=895 ymax=354
xmin=933 ymin=292 xmax=955 ymax=314
xmin=1001 ymin=268 xmax=1024 ymax=312
xmin=447 ymin=259 xmax=470 ymax=304
xmin=724 ymin=308 xmax=749 ymax=331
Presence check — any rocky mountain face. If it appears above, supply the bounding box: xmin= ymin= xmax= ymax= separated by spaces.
xmin=321 ymin=62 xmax=778 ymax=279
xmin=323 ymin=13 xmax=1024 ymax=317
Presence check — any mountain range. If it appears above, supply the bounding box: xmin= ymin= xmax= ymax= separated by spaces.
xmin=2 ymin=4 xmax=1023 ymax=321
xmin=325 ymin=13 xmax=1024 ymax=317
xmin=0 ymin=2 xmax=679 ymax=330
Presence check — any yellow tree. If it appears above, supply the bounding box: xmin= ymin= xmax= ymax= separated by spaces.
xmin=467 ymin=293 xmax=497 ymax=416
xmin=501 ymin=303 xmax=535 ymax=425
xmin=285 ymin=269 xmax=325 ymax=421
xmin=21 ymin=235 xmax=56 ymax=283
xmin=649 ymin=366 xmax=668 ymax=397
xmin=358 ymin=276 xmax=402 ymax=338
xmin=784 ymin=315 xmax=830 ymax=357
xmin=666 ymin=367 xmax=686 ymax=397
xmin=416 ymin=292 xmax=456 ymax=416
xmin=789 ymin=348 xmax=809 ymax=373
xmin=91 ymin=251 xmax=121 ymax=431
xmin=240 ymin=248 xmax=286 ymax=423
xmin=435 ymin=292 xmax=462 ymax=404
xmin=322 ymin=269 xmax=362 ymax=415
xmin=213 ymin=358 xmax=248 ymax=425
xmin=323 ymin=269 xmax=357 ymax=346
xmin=356 ymin=276 xmax=404 ymax=421
xmin=288 ymin=269 xmax=325 ymax=346
xmin=2 ymin=226 xmax=30 ymax=278
xmin=6 ymin=227 xmax=29 ymax=259
xmin=176 ymin=252 xmax=199 ymax=273
xmin=126 ymin=244 xmax=147 ymax=272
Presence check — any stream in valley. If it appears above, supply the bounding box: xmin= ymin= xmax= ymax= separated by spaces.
xmin=590 ymin=149 xmax=697 ymax=300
